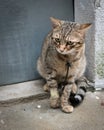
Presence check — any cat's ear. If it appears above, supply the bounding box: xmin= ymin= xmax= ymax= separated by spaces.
xmin=50 ymin=17 xmax=61 ymax=28
xmin=78 ymin=23 xmax=92 ymax=37
xmin=80 ymin=23 xmax=92 ymax=31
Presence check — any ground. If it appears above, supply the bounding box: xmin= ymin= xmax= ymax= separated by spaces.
xmin=0 ymin=91 xmax=104 ymax=130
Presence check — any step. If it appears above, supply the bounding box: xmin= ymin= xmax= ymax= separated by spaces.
xmin=0 ymin=79 xmax=49 ymax=106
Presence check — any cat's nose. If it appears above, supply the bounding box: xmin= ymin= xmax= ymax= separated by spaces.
xmin=60 ymin=45 xmax=65 ymax=52
xmin=60 ymin=49 xmax=64 ymax=52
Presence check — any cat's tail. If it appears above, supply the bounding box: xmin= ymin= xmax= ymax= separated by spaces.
xmin=69 ymin=86 xmax=87 ymax=107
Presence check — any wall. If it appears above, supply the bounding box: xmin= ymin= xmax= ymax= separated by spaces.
xmin=0 ymin=0 xmax=74 ymax=85
xmin=75 ymin=0 xmax=95 ymax=82
xmin=95 ymin=0 xmax=104 ymax=87
xmin=75 ymin=0 xmax=104 ymax=87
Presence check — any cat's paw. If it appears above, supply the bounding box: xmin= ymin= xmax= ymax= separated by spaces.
xmin=61 ymin=105 xmax=74 ymax=113
xmin=50 ymin=97 xmax=60 ymax=108
xmin=43 ymin=84 xmax=50 ymax=92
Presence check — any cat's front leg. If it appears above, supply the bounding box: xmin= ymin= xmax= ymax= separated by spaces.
xmin=46 ymin=69 xmax=60 ymax=108
xmin=61 ymin=83 xmax=74 ymax=113
xmin=67 ymin=76 xmax=78 ymax=94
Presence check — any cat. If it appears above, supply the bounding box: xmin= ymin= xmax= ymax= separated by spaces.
xmin=37 ymin=17 xmax=91 ymax=113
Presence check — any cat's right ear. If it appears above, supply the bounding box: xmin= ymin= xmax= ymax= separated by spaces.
xmin=50 ymin=17 xmax=61 ymax=28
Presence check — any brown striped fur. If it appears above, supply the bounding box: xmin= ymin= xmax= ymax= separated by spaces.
xmin=37 ymin=17 xmax=91 ymax=113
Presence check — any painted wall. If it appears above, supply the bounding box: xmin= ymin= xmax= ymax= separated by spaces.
xmin=0 ymin=0 xmax=74 ymax=85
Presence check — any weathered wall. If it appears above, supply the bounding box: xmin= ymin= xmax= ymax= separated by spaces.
xmin=95 ymin=0 xmax=104 ymax=87
xmin=75 ymin=0 xmax=104 ymax=87
xmin=75 ymin=0 xmax=95 ymax=82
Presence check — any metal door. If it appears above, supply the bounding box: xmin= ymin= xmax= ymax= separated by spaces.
xmin=0 ymin=0 xmax=74 ymax=85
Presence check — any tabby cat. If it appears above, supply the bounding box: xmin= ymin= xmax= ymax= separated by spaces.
xmin=37 ymin=17 xmax=91 ymax=113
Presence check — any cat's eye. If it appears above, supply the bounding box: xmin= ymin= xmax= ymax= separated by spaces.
xmin=77 ymin=42 xmax=81 ymax=44
xmin=55 ymin=38 xmax=60 ymax=43
xmin=66 ymin=41 xmax=73 ymax=45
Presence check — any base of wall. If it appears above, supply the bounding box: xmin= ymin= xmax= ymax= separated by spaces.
xmin=0 ymin=79 xmax=49 ymax=106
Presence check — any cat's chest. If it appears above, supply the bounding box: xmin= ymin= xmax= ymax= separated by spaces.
xmin=53 ymin=58 xmax=71 ymax=78
xmin=55 ymin=60 xmax=67 ymax=74
xmin=47 ymin=48 xmax=77 ymax=76
xmin=54 ymin=57 xmax=79 ymax=77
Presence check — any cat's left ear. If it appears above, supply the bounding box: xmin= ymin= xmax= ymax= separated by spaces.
xmin=50 ymin=17 xmax=62 ymax=28
xmin=80 ymin=23 xmax=92 ymax=31
xmin=78 ymin=23 xmax=92 ymax=37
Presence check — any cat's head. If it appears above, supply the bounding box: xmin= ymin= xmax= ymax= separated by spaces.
xmin=50 ymin=17 xmax=91 ymax=55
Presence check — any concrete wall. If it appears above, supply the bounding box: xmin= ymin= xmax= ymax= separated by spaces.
xmin=75 ymin=0 xmax=104 ymax=87
xmin=95 ymin=0 xmax=104 ymax=87
xmin=75 ymin=0 xmax=95 ymax=82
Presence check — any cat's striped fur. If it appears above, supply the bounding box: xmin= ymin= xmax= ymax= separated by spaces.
xmin=37 ymin=17 xmax=91 ymax=113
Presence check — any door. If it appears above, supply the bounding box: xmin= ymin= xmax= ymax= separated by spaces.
xmin=0 ymin=0 xmax=74 ymax=85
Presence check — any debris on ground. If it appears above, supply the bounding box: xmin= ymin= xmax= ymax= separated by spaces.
xmin=37 ymin=105 xmax=41 ymax=109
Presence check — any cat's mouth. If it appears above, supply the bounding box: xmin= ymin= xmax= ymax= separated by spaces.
xmin=56 ymin=48 xmax=75 ymax=55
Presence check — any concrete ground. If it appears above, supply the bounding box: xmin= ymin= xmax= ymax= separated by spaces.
xmin=0 ymin=91 xmax=104 ymax=130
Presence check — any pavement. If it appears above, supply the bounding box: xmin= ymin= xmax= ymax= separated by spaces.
xmin=0 ymin=80 xmax=104 ymax=130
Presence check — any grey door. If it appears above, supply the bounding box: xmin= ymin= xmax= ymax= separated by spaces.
xmin=0 ymin=0 xmax=74 ymax=85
